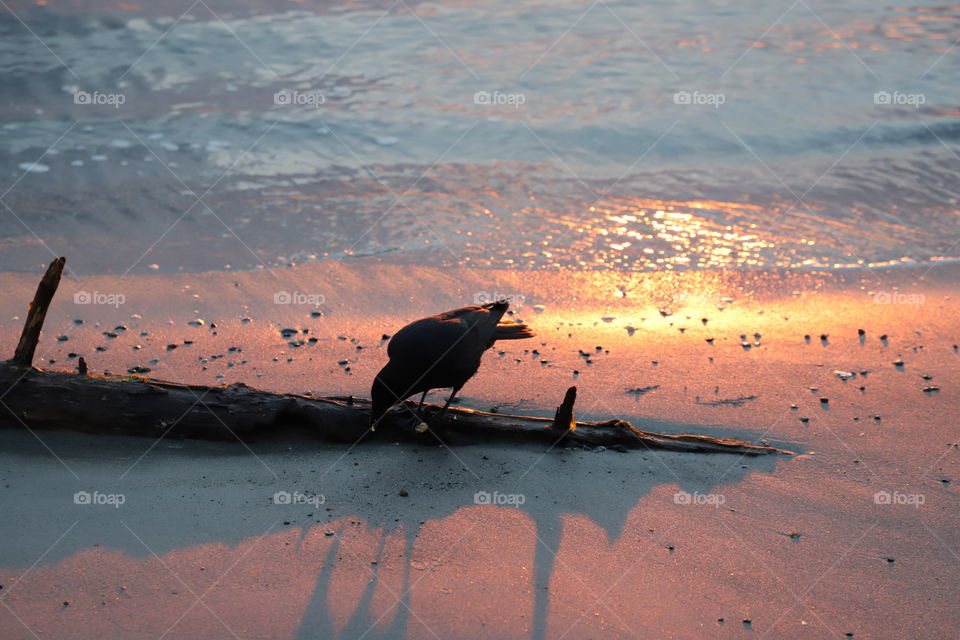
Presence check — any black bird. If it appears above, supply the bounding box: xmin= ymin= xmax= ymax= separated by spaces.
xmin=371 ymin=300 xmax=534 ymax=430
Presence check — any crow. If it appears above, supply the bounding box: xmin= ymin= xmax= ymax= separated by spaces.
xmin=370 ymin=300 xmax=534 ymax=431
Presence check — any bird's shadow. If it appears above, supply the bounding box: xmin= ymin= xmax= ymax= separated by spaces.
xmin=0 ymin=418 xmax=789 ymax=640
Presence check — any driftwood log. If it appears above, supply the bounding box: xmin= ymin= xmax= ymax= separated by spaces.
xmin=0 ymin=258 xmax=789 ymax=455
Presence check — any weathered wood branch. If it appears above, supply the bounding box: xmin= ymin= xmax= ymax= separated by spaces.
xmin=0 ymin=259 xmax=790 ymax=455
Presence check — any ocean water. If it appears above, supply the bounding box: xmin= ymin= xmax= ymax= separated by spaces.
xmin=0 ymin=0 xmax=958 ymax=274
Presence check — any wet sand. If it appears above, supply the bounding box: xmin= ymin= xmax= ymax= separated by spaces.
xmin=0 ymin=262 xmax=958 ymax=639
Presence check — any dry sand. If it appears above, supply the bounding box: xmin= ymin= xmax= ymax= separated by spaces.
xmin=0 ymin=261 xmax=957 ymax=639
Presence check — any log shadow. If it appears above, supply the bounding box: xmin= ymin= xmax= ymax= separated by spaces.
xmin=1 ymin=421 xmax=785 ymax=640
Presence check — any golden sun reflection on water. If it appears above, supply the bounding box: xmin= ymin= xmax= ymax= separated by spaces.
xmin=444 ymin=188 xmax=943 ymax=272
xmin=577 ymin=197 xmax=795 ymax=270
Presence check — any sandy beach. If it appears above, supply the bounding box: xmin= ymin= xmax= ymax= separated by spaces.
xmin=1 ymin=261 xmax=957 ymax=639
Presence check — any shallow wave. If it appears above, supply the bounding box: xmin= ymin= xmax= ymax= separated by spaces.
xmin=0 ymin=1 xmax=957 ymax=273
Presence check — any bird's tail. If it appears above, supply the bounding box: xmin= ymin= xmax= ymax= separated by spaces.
xmin=494 ymin=321 xmax=535 ymax=340
xmin=481 ymin=300 xmax=534 ymax=340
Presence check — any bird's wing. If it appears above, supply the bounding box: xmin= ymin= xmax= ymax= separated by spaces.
xmin=450 ymin=305 xmax=510 ymax=347
xmin=387 ymin=302 xmax=511 ymax=363
xmin=433 ymin=300 xmax=508 ymax=322
xmin=387 ymin=315 xmax=478 ymax=364
xmin=434 ymin=305 xmax=485 ymax=321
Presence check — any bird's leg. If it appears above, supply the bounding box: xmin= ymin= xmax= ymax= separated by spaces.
xmin=415 ymin=390 xmax=428 ymax=419
xmin=430 ymin=385 xmax=462 ymax=429
xmin=415 ymin=387 xmax=460 ymax=442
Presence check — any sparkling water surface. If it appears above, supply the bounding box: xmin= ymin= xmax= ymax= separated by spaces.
xmin=1 ymin=0 xmax=958 ymax=273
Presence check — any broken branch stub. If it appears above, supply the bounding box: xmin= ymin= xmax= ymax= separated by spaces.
xmin=551 ymin=386 xmax=577 ymax=433
xmin=11 ymin=257 xmax=65 ymax=367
